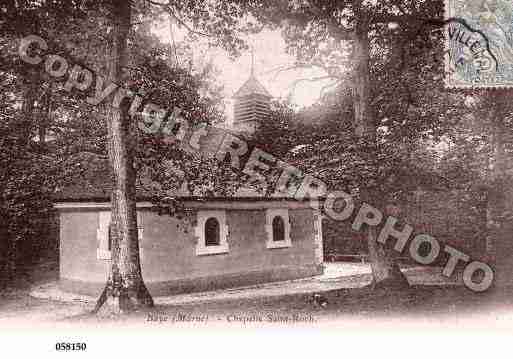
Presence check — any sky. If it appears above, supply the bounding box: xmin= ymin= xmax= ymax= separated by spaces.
xmin=152 ymin=21 xmax=331 ymax=122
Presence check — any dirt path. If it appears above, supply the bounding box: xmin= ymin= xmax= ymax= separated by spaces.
xmin=28 ymin=263 xmax=459 ymax=306
xmin=0 ymin=262 xmax=471 ymax=326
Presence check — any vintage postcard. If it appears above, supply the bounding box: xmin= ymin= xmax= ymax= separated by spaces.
xmin=445 ymin=0 xmax=513 ymax=88
xmin=1 ymin=1 xmax=513 ymax=358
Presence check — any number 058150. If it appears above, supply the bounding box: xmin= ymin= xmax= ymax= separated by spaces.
xmin=55 ymin=342 xmax=87 ymax=351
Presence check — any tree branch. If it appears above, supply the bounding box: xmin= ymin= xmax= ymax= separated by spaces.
xmin=289 ymin=75 xmax=337 ymax=96
xmin=319 ymin=80 xmax=340 ymax=98
xmin=265 ymin=63 xmax=343 ymax=83
xmin=146 ymin=0 xmax=211 ymax=37
xmin=307 ymin=2 xmax=353 ymax=41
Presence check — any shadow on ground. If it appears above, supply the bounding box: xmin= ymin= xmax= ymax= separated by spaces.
xmin=63 ymin=284 xmax=513 ymax=326
xmin=1 ymin=260 xmax=511 ymax=326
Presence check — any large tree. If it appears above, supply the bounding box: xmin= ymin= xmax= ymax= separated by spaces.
xmin=2 ymin=0 xmax=251 ymax=311
xmin=0 ymin=0 xmax=92 ymax=286
xmin=237 ymin=0 xmax=465 ymax=287
xmin=92 ymin=0 xmax=155 ymax=313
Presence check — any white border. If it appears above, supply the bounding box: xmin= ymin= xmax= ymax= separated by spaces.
xmin=313 ymin=211 xmax=324 ymax=264
xmin=96 ymin=211 xmax=111 ymax=260
xmin=54 ymin=200 xmax=312 ymax=210
xmin=265 ymin=209 xmax=291 ymax=249
xmin=194 ymin=210 xmax=229 ymax=256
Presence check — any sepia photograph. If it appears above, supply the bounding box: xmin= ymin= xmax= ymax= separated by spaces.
xmin=1 ymin=0 xmax=512 ymax=357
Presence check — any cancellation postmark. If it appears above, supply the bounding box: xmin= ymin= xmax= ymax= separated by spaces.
xmin=445 ymin=0 xmax=513 ymax=88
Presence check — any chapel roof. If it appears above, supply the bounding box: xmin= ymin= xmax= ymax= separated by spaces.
xmin=233 ymin=73 xmax=272 ymax=99
xmin=52 ymin=152 xmax=293 ymax=202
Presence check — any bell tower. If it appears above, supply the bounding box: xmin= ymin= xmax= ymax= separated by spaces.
xmin=232 ymin=49 xmax=271 ymax=134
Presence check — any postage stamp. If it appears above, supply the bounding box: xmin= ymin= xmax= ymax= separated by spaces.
xmin=445 ymin=0 xmax=513 ymax=88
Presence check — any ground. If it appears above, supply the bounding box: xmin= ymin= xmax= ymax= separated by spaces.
xmin=1 ymin=260 xmax=512 ymax=329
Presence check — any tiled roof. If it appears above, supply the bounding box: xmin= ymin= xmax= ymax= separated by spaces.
xmin=52 ymin=152 xmax=294 ymax=202
xmin=52 ymin=152 xmax=162 ymax=201
xmin=233 ymin=74 xmax=271 ymax=98
xmin=52 ymin=153 xmax=111 ymax=201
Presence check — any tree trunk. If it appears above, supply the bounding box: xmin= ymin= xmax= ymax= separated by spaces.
xmin=38 ymin=85 xmax=52 ymax=152
xmin=3 ymin=70 xmax=41 ymax=285
xmin=486 ymin=113 xmax=505 ymax=259
xmin=486 ymin=92 xmax=511 ymax=287
xmin=93 ymin=0 xmax=153 ymax=314
xmin=351 ymin=6 xmax=409 ymax=289
xmin=0 ymin=217 xmax=8 ymax=288
xmin=5 ymin=235 xmax=17 ymax=285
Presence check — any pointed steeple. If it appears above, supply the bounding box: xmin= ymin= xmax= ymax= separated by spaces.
xmin=233 ymin=49 xmax=271 ymax=99
xmin=250 ymin=45 xmax=255 ymax=77
xmin=233 ymin=76 xmax=272 ymax=99
xmin=232 ymin=50 xmax=272 ymax=134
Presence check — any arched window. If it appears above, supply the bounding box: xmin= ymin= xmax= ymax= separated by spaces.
xmin=205 ymin=217 xmax=220 ymax=246
xmin=195 ymin=211 xmax=229 ymax=256
xmin=272 ymin=216 xmax=285 ymax=242
xmin=265 ymin=209 xmax=291 ymax=249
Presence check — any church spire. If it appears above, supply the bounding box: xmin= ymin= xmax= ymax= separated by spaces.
xmin=232 ymin=48 xmax=272 ymax=134
xmin=250 ymin=45 xmax=255 ymax=77
xmin=233 ymin=48 xmax=271 ymax=99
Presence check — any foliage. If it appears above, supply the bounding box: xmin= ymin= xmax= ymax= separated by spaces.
xmin=0 ymin=0 xmax=251 ymax=284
